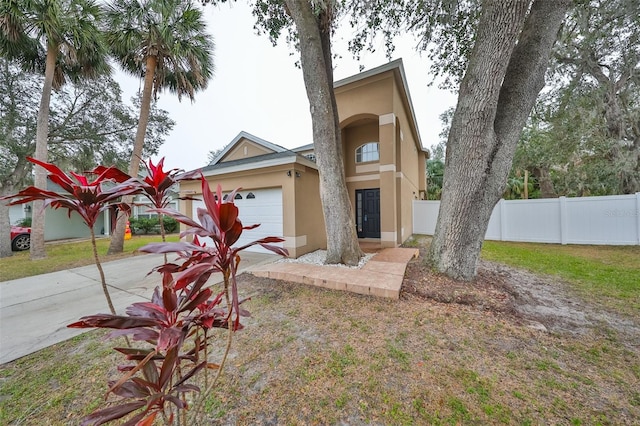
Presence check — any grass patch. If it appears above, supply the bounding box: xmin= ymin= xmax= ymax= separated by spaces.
xmin=0 ymin=331 xmax=115 ymax=425
xmin=0 ymin=234 xmax=179 ymax=282
xmin=481 ymin=240 xmax=640 ymax=312
xmin=1 ymin=236 xmax=639 ymax=424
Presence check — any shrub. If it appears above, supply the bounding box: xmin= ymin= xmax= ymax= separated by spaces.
xmin=16 ymin=217 xmax=31 ymax=227
xmin=68 ymin=177 xmax=288 ymax=425
xmin=163 ymin=216 xmax=178 ymax=233
xmin=129 ymin=217 xmax=157 ymax=235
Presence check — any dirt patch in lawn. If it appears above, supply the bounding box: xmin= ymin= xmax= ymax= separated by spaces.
xmin=1 ymin=241 xmax=639 ymax=425
xmin=403 ymin=246 xmax=640 ymax=341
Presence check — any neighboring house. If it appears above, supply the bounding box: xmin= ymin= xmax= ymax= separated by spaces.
xmin=179 ymin=59 xmax=429 ymax=257
xmin=107 ymin=173 xmax=181 ymax=234
xmin=9 ymin=203 xmax=29 ymax=226
xmin=131 ymin=194 xmax=179 ymax=219
xmin=8 ymin=190 xmax=108 ymax=241
xmin=9 ymin=172 xmax=179 ymax=242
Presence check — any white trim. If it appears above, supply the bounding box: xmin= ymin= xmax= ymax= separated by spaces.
xmin=381 ymin=231 xmax=397 ymax=242
xmin=202 ymin=155 xmax=317 ymax=177
xmin=356 ymin=163 xmax=379 ymax=174
xmin=346 ymin=174 xmax=380 ymax=183
xmin=379 ymin=164 xmax=396 ymax=173
xmin=284 ymin=235 xmax=307 ymax=248
xmin=379 ymin=113 xmax=396 ymax=126
xmin=209 ymin=131 xmax=287 ymax=166
xmin=395 ymin=171 xmax=404 ymax=179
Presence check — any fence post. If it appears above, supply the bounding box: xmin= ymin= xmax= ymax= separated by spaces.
xmin=499 ymin=199 xmax=507 ymax=241
xmin=636 ymin=192 xmax=640 ymax=245
xmin=559 ymin=196 xmax=568 ymax=245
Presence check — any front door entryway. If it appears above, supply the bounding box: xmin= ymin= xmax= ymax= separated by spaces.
xmin=356 ymin=188 xmax=380 ymax=239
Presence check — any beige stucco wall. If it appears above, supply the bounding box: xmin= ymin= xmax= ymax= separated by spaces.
xmin=336 ymin=69 xmax=426 ymax=246
xmin=336 ymin=73 xmax=394 ymax=124
xmin=179 ymin=162 xmax=325 ymax=258
xmin=392 ymin=84 xmax=424 ymax=243
xmin=183 ymin=64 xmax=426 ymax=254
xmin=222 ymin=138 xmax=274 ymax=162
xmin=293 ymin=167 xmax=326 ymax=255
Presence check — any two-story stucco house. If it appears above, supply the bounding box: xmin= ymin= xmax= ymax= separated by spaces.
xmin=179 ymin=59 xmax=429 ymax=257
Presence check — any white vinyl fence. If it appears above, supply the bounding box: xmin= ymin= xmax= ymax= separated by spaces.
xmin=413 ymin=193 xmax=640 ymax=245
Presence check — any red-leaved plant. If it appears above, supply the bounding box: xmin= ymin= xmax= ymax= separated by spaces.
xmin=118 ymin=157 xmax=199 ymax=244
xmin=68 ymin=175 xmax=288 ymax=425
xmin=0 ymin=157 xmax=140 ymax=315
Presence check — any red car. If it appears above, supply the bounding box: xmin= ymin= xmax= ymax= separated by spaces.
xmin=11 ymin=226 xmax=31 ymax=251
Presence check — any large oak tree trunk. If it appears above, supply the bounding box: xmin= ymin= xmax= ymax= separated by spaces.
xmin=430 ymin=0 xmax=570 ymax=280
xmin=284 ymin=0 xmax=363 ymax=265
xmin=108 ymin=55 xmax=157 ymax=254
xmin=30 ymin=44 xmax=58 ymax=260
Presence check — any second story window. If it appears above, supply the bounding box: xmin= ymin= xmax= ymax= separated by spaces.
xmin=356 ymin=142 xmax=379 ymax=163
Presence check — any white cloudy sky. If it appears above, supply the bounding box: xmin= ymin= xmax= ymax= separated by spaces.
xmin=116 ymin=2 xmax=458 ymax=172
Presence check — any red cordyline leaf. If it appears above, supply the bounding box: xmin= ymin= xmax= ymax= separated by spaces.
xmin=180 ymin=287 xmax=212 ymax=313
xmin=0 ymin=158 xmax=140 ymax=229
xmin=109 ymin=380 xmax=151 ymax=399
xmin=80 ymin=400 xmax=146 ymax=426
xmin=144 ymin=158 xmax=176 ymax=191
xmin=157 ymin=327 xmax=184 ymax=352
xmin=158 ymin=346 xmax=178 ymax=389
xmin=132 ymin=158 xmax=201 ymax=211
xmin=174 ymin=362 xmax=207 ymax=387
xmin=91 ymin=165 xmax=132 ymax=184
xmin=133 ymin=412 xmax=157 ymax=426
xmin=125 ymin=302 xmax=169 ymax=322
xmin=141 ymin=159 xmax=173 ymax=205
xmin=68 ymin=315 xmax=160 ymax=329
xmin=108 ymin=327 xmax=159 ymax=343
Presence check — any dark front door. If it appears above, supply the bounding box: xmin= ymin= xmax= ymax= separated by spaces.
xmin=356 ymin=188 xmax=380 ymax=238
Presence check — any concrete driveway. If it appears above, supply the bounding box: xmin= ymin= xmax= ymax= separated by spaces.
xmin=0 ymin=252 xmax=277 ymax=364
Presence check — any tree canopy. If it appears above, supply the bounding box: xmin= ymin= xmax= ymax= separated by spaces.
xmin=104 ymin=0 xmax=215 ymax=254
xmin=512 ymin=0 xmax=640 ymax=197
xmin=0 ymin=57 xmax=173 ymax=258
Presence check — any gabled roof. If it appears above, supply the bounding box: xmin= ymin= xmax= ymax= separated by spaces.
xmin=200 ymin=151 xmax=317 ymax=177
xmin=334 ymin=58 xmax=427 ymax=153
xmin=209 ymin=131 xmax=289 ymax=166
xmin=291 ymin=143 xmax=314 ymax=152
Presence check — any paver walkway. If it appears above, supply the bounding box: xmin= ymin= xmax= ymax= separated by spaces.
xmin=251 ymin=247 xmax=418 ymax=299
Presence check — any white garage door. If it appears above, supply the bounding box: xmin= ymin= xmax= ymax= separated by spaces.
xmin=191 ymin=187 xmax=284 ymax=253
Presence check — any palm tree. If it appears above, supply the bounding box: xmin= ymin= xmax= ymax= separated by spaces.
xmin=104 ymin=0 xmax=214 ymax=254
xmin=0 ymin=0 xmax=110 ymax=259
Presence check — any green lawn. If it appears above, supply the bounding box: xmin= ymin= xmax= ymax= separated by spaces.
xmin=481 ymin=240 xmax=640 ymax=313
xmin=1 ymin=237 xmax=639 ymax=424
xmin=0 ymin=234 xmax=179 ymax=282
